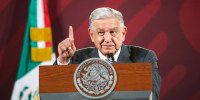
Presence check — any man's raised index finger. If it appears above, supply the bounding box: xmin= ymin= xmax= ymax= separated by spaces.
xmin=69 ymin=26 xmax=74 ymax=39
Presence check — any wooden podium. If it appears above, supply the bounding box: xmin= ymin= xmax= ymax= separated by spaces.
xmin=39 ymin=63 xmax=152 ymax=100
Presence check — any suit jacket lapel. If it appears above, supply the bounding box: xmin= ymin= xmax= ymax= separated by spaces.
xmin=117 ymin=44 xmax=133 ymax=63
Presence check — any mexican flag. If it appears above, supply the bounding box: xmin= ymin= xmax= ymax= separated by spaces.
xmin=11 ymin=0 xmax=56 ymax=99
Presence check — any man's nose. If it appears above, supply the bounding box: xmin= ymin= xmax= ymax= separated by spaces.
xmin=104 ymin=32 xmax=112 ymax=42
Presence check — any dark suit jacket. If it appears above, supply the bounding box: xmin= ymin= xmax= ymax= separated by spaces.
xmin=54 ymin=44 xmax=161 ymax=100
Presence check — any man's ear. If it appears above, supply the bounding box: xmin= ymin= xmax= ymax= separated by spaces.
xmin=88 ymin=28 xmax=94 ymax=42
xmin=122 ymin=26 xmax=127 ymax=41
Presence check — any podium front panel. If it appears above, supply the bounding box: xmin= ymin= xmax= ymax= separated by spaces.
xmin=39 ymin=63 xmax=152 ymax=99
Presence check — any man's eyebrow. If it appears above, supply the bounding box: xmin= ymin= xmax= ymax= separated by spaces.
xmin=97 ymin=27 xmax=118 ymax=31
xmin=110 ymin=27 xmax=118 ymax=30
xmin=97 ymin=28 xmax=104 ymax=31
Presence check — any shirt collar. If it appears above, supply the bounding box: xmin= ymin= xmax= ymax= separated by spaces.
xmin=98 ymin=47 xmax=121 ymax=62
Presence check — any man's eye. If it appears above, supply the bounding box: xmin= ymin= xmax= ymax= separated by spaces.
xmin=110 ymin=31 xmax=116 ymax=33
xmin=98 ymin=32 xmax=104 ymax=35
xmin=110 ymin=31 xmax=117 ymax=36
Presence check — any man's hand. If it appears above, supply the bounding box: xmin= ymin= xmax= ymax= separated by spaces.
xmin=58 ymin=26 xmax=76 ymax=64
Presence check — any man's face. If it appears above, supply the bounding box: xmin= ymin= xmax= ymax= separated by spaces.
xmin=89 ymin=17 xmax=127 ymax=57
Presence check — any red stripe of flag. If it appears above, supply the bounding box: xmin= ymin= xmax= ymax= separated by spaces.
xmin=45 ymin=42 xmax=52 ymax=47
xmin=43 ymin=0 xmax=51 ymax=27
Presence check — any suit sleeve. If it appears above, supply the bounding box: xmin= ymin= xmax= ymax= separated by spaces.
xmin=145 ymin=50 xmax=162 ymax=100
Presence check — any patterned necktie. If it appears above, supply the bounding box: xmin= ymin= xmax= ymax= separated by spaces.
xmin=105 ymin=58 xmax=113 ymax=63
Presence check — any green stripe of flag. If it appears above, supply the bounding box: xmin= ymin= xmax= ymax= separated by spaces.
xmin=16 ymin=0 xmax=40 ymax=80
xmin=29 ymin=0 xmax=37 ymax=27
xmin=31 ymin=41 xmax=38 ymax=47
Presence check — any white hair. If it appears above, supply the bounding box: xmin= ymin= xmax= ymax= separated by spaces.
xmin=89 ymin=7 xmax=125 ymax=30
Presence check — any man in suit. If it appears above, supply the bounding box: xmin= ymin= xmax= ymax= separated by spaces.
xmin=54 ymin=7 xmax=161 ymax=100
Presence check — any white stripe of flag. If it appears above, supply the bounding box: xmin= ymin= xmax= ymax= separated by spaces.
xmin=37 ymin=41 xmax=45 ymax=48
xmin=37 ymin=0 xmax=44 ymax=28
